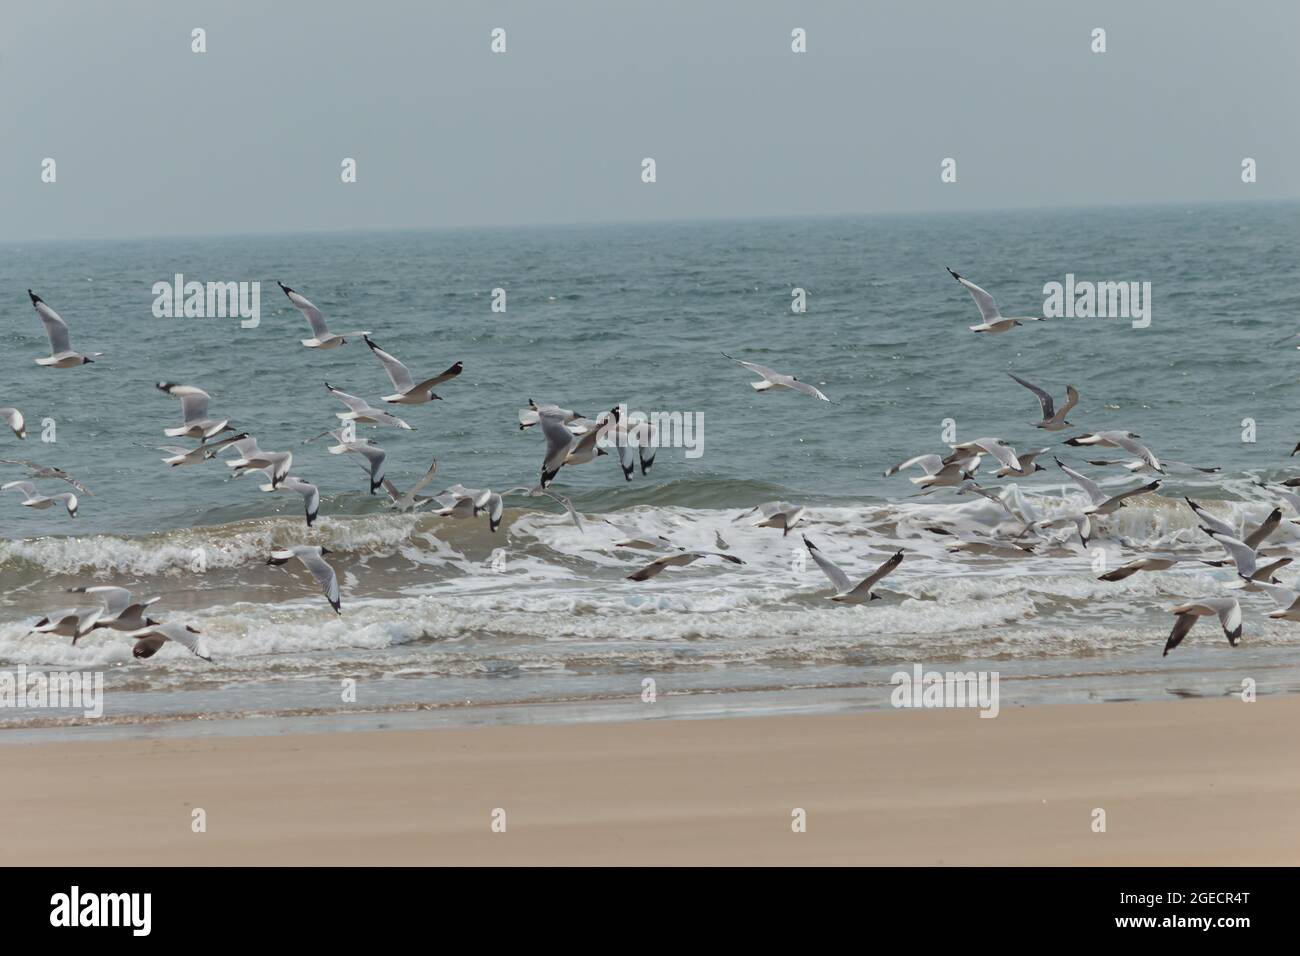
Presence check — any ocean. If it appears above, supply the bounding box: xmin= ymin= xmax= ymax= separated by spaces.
xmin=3 ymin=201 xmax=1299 ymax=733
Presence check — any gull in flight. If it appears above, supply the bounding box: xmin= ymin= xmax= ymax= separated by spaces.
xmin=1064 ymin=431 xmax=1163 ymax=473
xmin=363 ymin=336 xmax=462 ymax=404
xmin=993 ymin=447 xmax=1049 ymax=478
xmin=803 ymin=536 xmax=904 ymax=604
xmin=735 ymin=501 xmax=806 ymax=535
xmin=627 ymin=550 xmax=745 ymax=581
xmin=277 ymin=281 xmax=370 ymax=348
xmin=126 ymin=622 xmax=212 ymax=662
xmin=326 ymin=433 xmax=387 ymax=494
xmin=721 ymin=353 xmax=830 ymax=401
xmin=1087 ymin=457 xmax=1218 ymax=476
xmin=223 ymin=436 xmax=292 ymax=488
xmin=500 ymin=485 xmax=584 ymax=532
xmin=946 ymin=269 xmax=1043 ymax=333
xmin=1203 ymin=530 xmax=1291 ymax=591
xmin=518 ymin=400 xmax=585 ymax=431
xmin=1 ymin=407 xmax=25 ymax=439
xmin=69 ymin=585 xmax=161 ymax=632
xmin=884 ymin=453 xmax=982 ymax=489
xmin=268 ymin=545 xmax=341 ymax=613
xmin=0 ymin=459 xmax=93 ymax=495
xmin=947 ymin=438 xmax=1022 ymax=475
xmin=261 ymin=476 xmax=321 ymax=527
xmin=32 ymin=607 xmax=102 ymax=642
xmin=538 ymin=407 xmax=580 ymax=488
xmin=27 ymin=290 xmax=102 ymax=367
xmin=369 ymin=457 xmax=438 ymax=511
xmin=1185 ymin=498 xmax=1282 ymax=550
xmin=1006 ymin=373 xmax=1078 ymax=431
xmin=324 ymin=383 xmax=413 ymax=430
xmin=1097 ymin=553 xmax=1225 ymax=582
xmin=1254 ymin=582 xmax=1300 ymax=622
xmin=159 ymin=432 xmax=250 ymax=467
xmin=155 ymin=382 xmax=234 ymax=439
xmin=1049 ymin=458 xmax=1161 ymax=546
xmin=1163 ymin=598 xmax=1241 ymax=656
xmin=2 ymin=480 xmax=78 ymax=517
xmin=607 ymin=406 xmax=657 ymax=479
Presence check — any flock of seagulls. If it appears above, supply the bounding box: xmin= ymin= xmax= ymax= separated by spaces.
xmin=5 ymin=267 xmax=1299 ymax=665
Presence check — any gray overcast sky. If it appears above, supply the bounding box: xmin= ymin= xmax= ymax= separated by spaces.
xmin=2 ymin=0 xmax=1297 ymax=240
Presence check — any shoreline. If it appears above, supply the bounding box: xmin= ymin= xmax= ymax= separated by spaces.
xmin=6 ymin=696 xmax=1298 ymax=865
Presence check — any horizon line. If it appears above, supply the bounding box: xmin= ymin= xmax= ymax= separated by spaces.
xmin=3 ymin=195 xmax=1295 ymax=246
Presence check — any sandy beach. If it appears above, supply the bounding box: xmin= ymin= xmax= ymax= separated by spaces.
xmin=3 ymin=696 xmax=1298 ymax=866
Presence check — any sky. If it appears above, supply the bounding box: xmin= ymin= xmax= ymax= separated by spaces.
xmin=2 ymin=0 xmax=1297 ymax=240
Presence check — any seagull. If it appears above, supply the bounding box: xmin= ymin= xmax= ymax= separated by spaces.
xmin=1087 ymin=458 xmax=1218 ymax=475
xmin=1006 ymin=373 xmax=1078 ymax=430
xmin=126 ymin=622 xmax=213 ymax=662
xmin=721 ymin=353 xmax=830 ymax=401
xmin=324 ymin=383 xmax=413 ymax=430
xmin=884 ymin=453 xmax=981 ymax=489
xmin=327 ymin=434 xmax=386 ymax=494
xmin=69 ymin=586 xmax=162 ymax=632
xmin=0 ymin=459 xmax=93 ymax=495
xmin=1064 ymin=431 xmax=1163 ymax=473
xmin=1097 ymin=554 xmax=1224 ymax=582
xmin=363 ymin=336 xmax=462 ymax=404
xmin=27 ymin=290 xmax=102 ymax=366
xmin=1050 ymin=459 xmax=1160 ymax=546
xmin=223 ymin=436 xmax=292 ymax=488
xmin=1163 ymin=598 xmax=1241 ymax=656
xmin=946 ymin=438 xmax=1022 ymax=475
xmin=607 ymin=406 xmax=657 ymax=479
xmin=431 ymin=484 xmax=491 ymax=521
xmin=32 ymin=607 xmax=103 ymax=642
xmin=1203 ymin=531 xmax=1291 ymax=590
xmin=627 ymin=550 xmax=745 ymax=581
xmin=1254 ymin=582 xmax=1300 ymax=621
xmin=946 ymin=269 xmax=1043 ymax=333
xmin=372 ymin=457 xmax=438 ymax=511
xmin=500 ymin=485 xmax=585 ymax=532
xmin=155 ymin=382 xmax=233 ymax=440
xmin=2 ymin=480 xmax=77 ymax=517
xmin=802 ymin=536 xmax=904 ymax=604
xmin=277 ymin=281 xmax=369 ymax=348
xmin=735 ymin=501 xmax=806 ymax=535
xmin=1 ymin=407 xmax=25 ymax=439
xmin=538 ymin=408 xmax=578 ymax=488
xmin=260 ymin=476 xmax=320 ymax=527
xmin=1185 ymin=499 xmax=1282 ymax=550
xmin=159 ymin=432 xmax=251 ymax=467
xmin=994 ymin=447 xmax=1049 ymax=478
xmin=518 ymin=400 xmax=585 ymax=431
xmin=560 ymin=416 xmax=612 ymax=467
xmin=267 ymin=545 xmax=341 ymax=613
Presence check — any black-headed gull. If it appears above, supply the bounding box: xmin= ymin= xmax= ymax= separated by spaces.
xmin=1 ymin=407 xmax=25 ymax=439
xmin=155 ymin=382 xmax=233 ymax=439
xmin=277 ymin=281 xmax=369 ymax=348
xmin=626 ymin=550 xmax=744 ymax=581
xmin=68 ymin=585 xmax=162 ymax=632
xmin=267 ymin=545 xmax=341 ymax=613
xmin=1007 ymin=373 xmax=1077 ymax=430
xmin=721 ymin=353 xmax=830 ymax=401
xmin=324 ymin=382 xmax=413 ymax=430
xmin=1163 ymin=598 xmax=1241 ymax=656
xmin=803 ymin=536 xmax=904 ymax=604
xmin=363 ymin=336 xmax=462 ymax=404
xmin=2 ymin=479 xmax=78 ymax=517
xmin=946 ymin=269 xmax=1043 ymax=333
xmin=126 ymin=621 xmax=212 ymax=661
xmin=27 ymin=291 xmax=102 ymax=367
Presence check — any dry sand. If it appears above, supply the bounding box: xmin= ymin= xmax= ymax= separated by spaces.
xmin=4 ymin=697 xmax=1298 ymax=865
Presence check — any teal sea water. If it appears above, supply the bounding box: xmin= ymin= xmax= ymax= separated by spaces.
xmin=2 ymin=201 xmax=1299 ymax=730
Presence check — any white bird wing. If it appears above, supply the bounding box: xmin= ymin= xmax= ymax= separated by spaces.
xmin=540 ymin=414 xmax=576 ymax=484
xmin=842 ymin=550 xmax=905 ymax=600
xmin=75 ymin=585 xmax=133 ymax=619
xmin=2 ymin=407 xmax=26 ymax=437
xmin=948 ymin=270 xmax=1000 ymax=321
xmin=1185 ymin=498 xmax=1235 ymax=537
xmin=282 ymin=285 xmax=329 ymax=337
xmin=802 ymin=536 xmax=851 ymax=592
xmin=33 ymin=297 xmax=73 ymax=353
xmin=885 ymin=454 xmax=943 ymax=477
xmin=299 ymin=550 xmax=341 ymax=612
xmin=1054 ymin=460 xmax=1107 ymax=507
xmin=1007 ymin=372 xmax=1055 ymax=419
xmin=789 ymin=379 xmax=830 ymax=402
xmin=1255 ymin=581 xmax=1300 ymax=609
xmin=2 ymin=480 xmax=37 ymax=498
xmin=363 ymin=336 xmax=413 ymax=391
xmin=326 ymin=383 xmax=370 ymax=413
xmin=1208 ymin=532 xmax=1257 ymax=578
